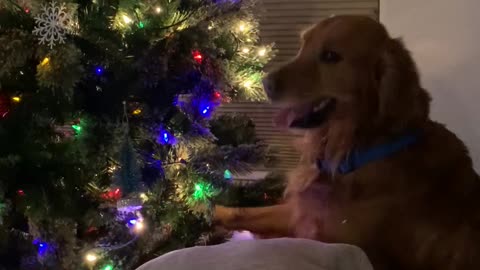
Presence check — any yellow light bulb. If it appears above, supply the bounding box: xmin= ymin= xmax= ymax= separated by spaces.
xmin=242 ymin=48 xmax=250 ymax=53
xmin=132 ymin=109 xmax=142 ymax=115
xmin=243 ymin=81 xmax=253 ymax=88
xmin=41 ymin=57 xmax=50 ymax=66
xmin=12 ymin=96 xmax=21 ymax=103
xmin=238 ymin=22 xmax=246 ymax=32
xmin=155 ymin=6 xmax=162 ymax=13
xmin=140 ymin=193 xmax=148 ymax=202
xmin=85 ymin=253 xmax=98 ymax=263
xmin=258 ymin=48 xmax=267 ymax=57
xmin=122 ymin=15 xmax=133 ymax=24
xmin=107 ymin=165 xmax=117 ymax=173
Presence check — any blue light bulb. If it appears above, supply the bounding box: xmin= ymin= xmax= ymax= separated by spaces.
xmin=163 ymin=132 xmax=169 ymax=143
xmin=95 ymin=67 xmax=103 ymax=75
xmin=37 ymin=242 xmax=48 ymax=255
xmin=129 ymin=219 xmax=137 ymax=225
xmin=202 ymin=106 xmax=210 ymax=115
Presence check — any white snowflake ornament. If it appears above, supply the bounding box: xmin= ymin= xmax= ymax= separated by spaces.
xmin=32 ymin=1 xmax=72 ymax=49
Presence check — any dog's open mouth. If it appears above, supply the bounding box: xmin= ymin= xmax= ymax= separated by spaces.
xmin=274 ymin=98 xmax=336 ymax=129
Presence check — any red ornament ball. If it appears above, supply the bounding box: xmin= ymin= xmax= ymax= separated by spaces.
xmin=17 ymin=190 xmax=25 ymax=196
xmin=192 ymin=50 xmax=203 ymax=64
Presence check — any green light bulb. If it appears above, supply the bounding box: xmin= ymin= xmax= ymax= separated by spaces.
xmin=139 ymin=22 xmax=145 ymax=28
xmin=224 ymin=169 xmax=232 ymax=180
xmin=72 ymin=124 xmax=82 ymax=133
xmin=103 ymin=265 xmax=113 ymax=270
xmin=193 ymin=183 xmax=206 ymax=200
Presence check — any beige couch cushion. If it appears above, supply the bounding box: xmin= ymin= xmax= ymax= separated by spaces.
xmin=137 ymin=238 xmax=373 ymax=270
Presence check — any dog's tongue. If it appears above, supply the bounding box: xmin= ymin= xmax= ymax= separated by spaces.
xmin=274 ymin=105 xmax=311 ymax=128
xmin=274 ymin=108 xmax=294 ymax=128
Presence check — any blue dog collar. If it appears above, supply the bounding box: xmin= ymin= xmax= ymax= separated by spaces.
xmin=317 ymin=133 xmax=419 ymax=175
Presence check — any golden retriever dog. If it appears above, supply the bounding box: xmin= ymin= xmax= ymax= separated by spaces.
xmin=215 ymin=16 xmax=480 ymax=270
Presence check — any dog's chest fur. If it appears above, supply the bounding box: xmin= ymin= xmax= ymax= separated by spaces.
xmin=292 ymin=161 xmax=403 ymax=246
xmin=290 ymin=122 xmax=480 ymax=269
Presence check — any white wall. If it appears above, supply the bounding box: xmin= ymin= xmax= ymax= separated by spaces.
xmin=381 ymin=0 xmax=480 ymax=172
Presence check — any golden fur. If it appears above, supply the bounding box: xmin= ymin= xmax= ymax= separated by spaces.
xmin=215 ymin=16 xmax=480 ymax=270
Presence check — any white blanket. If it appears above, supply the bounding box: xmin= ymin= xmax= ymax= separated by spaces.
xmin=136 ymin=238 xmax=373 ymax=270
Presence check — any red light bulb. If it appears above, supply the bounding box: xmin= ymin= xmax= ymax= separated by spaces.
xmin=192 ymin=50 xmax=203 ymax=64
xmin=102 ymin=188 xmax=122 ymax=201
xmin=213 ymin=91 xmax=222 ymax=100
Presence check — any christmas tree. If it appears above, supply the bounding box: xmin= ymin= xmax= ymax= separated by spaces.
xmin=0 ymin=0 xmax=275 ymax=269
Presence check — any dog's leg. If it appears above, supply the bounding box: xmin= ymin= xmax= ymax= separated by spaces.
xmin=214 ymin=203 xmax=294 ymax=237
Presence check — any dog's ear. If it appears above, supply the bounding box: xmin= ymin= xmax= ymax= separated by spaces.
xmin=376 ymin=38 xmax=431 ymax=132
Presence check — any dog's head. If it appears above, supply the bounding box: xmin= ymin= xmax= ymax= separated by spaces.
xmin=264 ymin=16 xmax=431 ymax=162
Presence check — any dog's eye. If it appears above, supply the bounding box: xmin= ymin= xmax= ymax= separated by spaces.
xmin=320 ymin=50 xmax=342 ymax=64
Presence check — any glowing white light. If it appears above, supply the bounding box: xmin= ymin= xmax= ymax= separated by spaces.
xmin=85 ymin=253 xmax=98 ymax=263
xmin=122 ymin=15 xmax=133 ymax=24
xmin=155 ymin=6 xmax=162 ymax=14
xmin=242 ymin=48 xmax=250 ymax=53
xmin=258 ymin=48 xmax=267 ymax=57
xmin=238 ymin=22 xmax=246 ymax=32
xmin=231 ymin=230 xmax=255 ymax=241
xmin=134 ymin=221 xmax=145 ymax=232
xmin=243 ymin=81 xmax=253 ymax=88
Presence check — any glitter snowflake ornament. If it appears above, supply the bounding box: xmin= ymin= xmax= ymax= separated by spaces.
xmin=32 ymin=1 xmax=72 ymax=49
